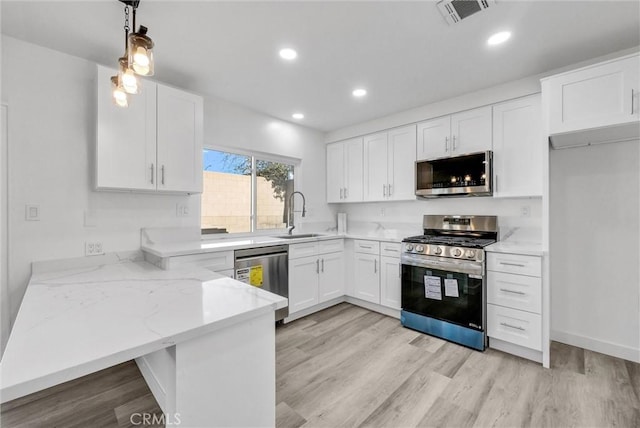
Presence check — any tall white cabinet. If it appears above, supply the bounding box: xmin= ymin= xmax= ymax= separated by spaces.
xmin=492 ymin=94 xmax=543 ymax=197
xmin=363 ymin=125 xmax=416 ymax=202
xmin=96 ymin=65 xmax=203 ymax=194
xmin=326 ymin=138 xmax=363 ymax=203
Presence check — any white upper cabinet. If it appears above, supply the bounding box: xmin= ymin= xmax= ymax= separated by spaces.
xmin=545 ymin=53 xmax=639 ymax=137
xmin=492 ymin=94 xmax=543 ymax=198
xmin=450 ymin=106 xmax=493 ymax=154
xmin=326 ymin=137 xmax=363 ymax=203
xmin=156 ymin=84 xmax=203 ymax=193
xmin=387 ymin=125 xmax=417 ymax=201
xmin=95 ymin=65 xmax=203 ymax=194
xmin=416 ymin=116 xmax=450 ymax=160
xmin=417 ymin=106 xmax=492 ymax=160
xmin=363 ymin=125 xmax=416 ymax=202
xmin=96 ymin=65 xmax=157 ymax=191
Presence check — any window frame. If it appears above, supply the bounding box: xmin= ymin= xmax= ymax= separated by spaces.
xmin=201 ymin=146 xmax=300 ymax=238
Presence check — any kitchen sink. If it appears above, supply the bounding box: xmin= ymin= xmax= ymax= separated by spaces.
xmin=274 ymin=233 xmax=325 ymax=239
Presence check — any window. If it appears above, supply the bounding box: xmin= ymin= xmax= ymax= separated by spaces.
xmin=201 ymin=149 xmax=295 ymax=234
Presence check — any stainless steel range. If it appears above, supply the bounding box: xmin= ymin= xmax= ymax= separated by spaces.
xmin=400 ymin=215 xmax=498 ymax=351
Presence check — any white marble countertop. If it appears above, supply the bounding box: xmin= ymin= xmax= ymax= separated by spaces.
xmin=486 ymin=228 xmax=544 ymax=256
xmin=142 ymin=232 xmax=405 ymax=258
xmin=0 ymin=259 xmax=287 ymax=403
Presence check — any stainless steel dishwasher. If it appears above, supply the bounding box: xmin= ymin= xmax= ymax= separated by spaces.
xmin=234 ymin=245 xmax=289 ymax=321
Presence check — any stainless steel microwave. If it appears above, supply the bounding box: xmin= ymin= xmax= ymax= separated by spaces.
xmin=415 ymin=151 xmax=493 ymax=198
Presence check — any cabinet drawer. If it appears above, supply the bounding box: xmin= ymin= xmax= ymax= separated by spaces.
xmin=318 ymin=239 xmax=344 ymax=255
xmin=168 ymin=251 xmax=234 ymax=271
xmin=354 ymin=240 xmax=380 ymax=255
xmin=487 ymin=271 xmax=541 ymax=314
xmin=487 ymin=253 xmax=541 ymax=277
xmin=380 ymin=242 xmax=402 ymax=257
xmin=487 ymin=304 xmax=542 ymax=351
xmin=289 ymin=242 xmax=319 ymax=259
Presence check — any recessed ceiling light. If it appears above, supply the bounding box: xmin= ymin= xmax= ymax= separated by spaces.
xmin=352 ymin=88 xmax=367 ymax=97
xmin=279 ymin=48 xmax=298 ymax=60
xmin=487 ymin=31 xmax=511 ymax=46
xmin=292 ymin=113 xmax=304 ymax=120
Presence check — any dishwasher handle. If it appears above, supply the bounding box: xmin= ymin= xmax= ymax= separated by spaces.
xmin=234 ymin=245 xmax=288 ymax=261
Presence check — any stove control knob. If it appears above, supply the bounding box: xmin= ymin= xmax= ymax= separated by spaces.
xmin=405 ymin=244 xmax=414 ymax=252
xmin=465 ymin=250 xmax=476 ymax=259
xmin=415 ymin=245 xmax=424 ymax=253
xmin=433 ymin=247 xmax=442 ymax=255
xmin=453 ymin=248 xmax=462 ymax=257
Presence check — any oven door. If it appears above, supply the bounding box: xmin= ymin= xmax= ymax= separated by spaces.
xmin=401 ymin=254 xmax=485 ymax=331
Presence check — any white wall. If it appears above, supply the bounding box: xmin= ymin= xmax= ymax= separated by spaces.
xmin=203 ymin=92 xmax=332 ymax=226
xmin=0 ymin=36 xmax=331 ymax=348
xmin=550 ymin=140 xmax=640 ymax=362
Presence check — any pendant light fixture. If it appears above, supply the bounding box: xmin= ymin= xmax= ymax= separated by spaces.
xmin=111 ymin=0 xmax=155 ymax=107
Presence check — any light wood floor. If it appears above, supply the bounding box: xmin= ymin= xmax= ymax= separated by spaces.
xmin=2 ymin=303 xmax=639 ymax=427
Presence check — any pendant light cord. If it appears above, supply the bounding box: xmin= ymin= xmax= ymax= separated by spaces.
xmin=123 ymin=5 xmax=130 ymax=52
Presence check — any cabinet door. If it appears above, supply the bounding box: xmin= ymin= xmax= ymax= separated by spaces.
xmin=548 ymin=54 xmax=640 ymax=134
xmin=353 ymin=253 xmax=380 ymax=304
xmin=387 ymin=125 xmax=416 ymax=201
xmin=492 ymin=95 xmax=542 ymax=197
xmin=417 ymin=116 xmax=450 ymax=160
xmin=96 ymin=65 xmax=157 ymax=191
xmin=380 ymin=256 xmax=401 ymax=310
xmin=326 ymin=142 xmax=345 ymax=203
xmin=319 ymin=252 xmax=345 ymax=303
xmin=363 ymin=132 xmax=389 ymax=201
xmin=343 ymin=137 xmax=364 ymax=202
xmin=288 ymin=256 xmax=319 ymax=313
xmin=156 ymin=84 xmax=203 ymax=193
xmin=450 ymin=106 xmax=492 ymax=154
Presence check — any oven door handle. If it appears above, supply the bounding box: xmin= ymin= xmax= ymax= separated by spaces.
xmin=401 ymin=256 xmax=483 ymax=277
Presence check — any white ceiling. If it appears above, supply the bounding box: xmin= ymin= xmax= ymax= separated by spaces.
xmin=2 ymin=1 xmax=639 ymax=132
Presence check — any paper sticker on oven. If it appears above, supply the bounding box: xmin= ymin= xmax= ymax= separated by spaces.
xmin=424 ymin=275 xmax=442 ymax=301
xmin=249 ymin=265 xmax=263 ymax=287
xmin=444 ymin=278 xmax=459 ymax=298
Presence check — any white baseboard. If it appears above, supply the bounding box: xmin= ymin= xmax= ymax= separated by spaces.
xmin=489 ymin=337 xmax=543 ymax=365
xmin=284 ymin=297 xmax=346 ymax=323
xmin=345 ymin=296 xmax=400 ymax=319
xmin=551 ymin=329 xmax=640 ymax=363
xmin=135 ymin=356 xmax=167 ymax=413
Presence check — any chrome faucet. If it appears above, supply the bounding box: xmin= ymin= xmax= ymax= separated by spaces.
xmin=288 ymin=191 xmax=307 ymax=235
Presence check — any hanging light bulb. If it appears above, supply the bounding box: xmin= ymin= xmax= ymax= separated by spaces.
xmin=111 ymin=75 xmax=128 ymax=108
xmin=118 ymin=56 xmax=140 ymax=94
xmin=128 ymin=25 xmax=154 ymax=76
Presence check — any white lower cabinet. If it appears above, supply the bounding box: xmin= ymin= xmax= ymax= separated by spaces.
xmin=380 ymin=256 xmax=401 ymax=310
xmin=487 ymin=252 xmax=543 ymax=358
xmin=352 ymin=240 xmax=401 ymax=310
xmin=289 ymin=256 xmax=321 ymax=313
xmin=353 ymin=252 xmax=380 ymax=304
xmin=288 ymin=239 xmax=345 ymax=315
xmin=487 ymin=305 xmax=542 ymax=351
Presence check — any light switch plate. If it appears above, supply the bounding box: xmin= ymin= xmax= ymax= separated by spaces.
xmin=25 ymin=204 xmax=40 ymax=221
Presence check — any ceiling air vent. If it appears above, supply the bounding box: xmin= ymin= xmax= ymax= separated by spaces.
xmin=437 ymin=0 xmax=496 ymax=25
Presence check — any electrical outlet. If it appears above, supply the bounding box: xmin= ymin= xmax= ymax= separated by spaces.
xmin=176 ymin=203 xmax=189 ymax=217
xmin=85 ymin=241 xmax=104 ymax=256
xmin=380 ymin=208 xmax=386 ymax=217
xmin=521 ymin=205 xmax=531 ymax=218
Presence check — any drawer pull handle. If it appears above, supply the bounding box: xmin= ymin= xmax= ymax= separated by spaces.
xmin=500 ymin=262 xmax=525 ymax=267
xmin=360 ymin=245 xmax=373 ymax=249
xmin=499 ymin=288 xmax=526 ymax=295
xmin=500 ymin=322 xmax=525 ymax=331
xmin=384 ymin=248 xmax=397 ymax=252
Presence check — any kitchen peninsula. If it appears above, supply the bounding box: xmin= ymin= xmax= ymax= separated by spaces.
xmin=0 ymin=252 xmax=287 ymax=427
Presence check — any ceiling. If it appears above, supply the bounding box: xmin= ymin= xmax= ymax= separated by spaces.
xmin=2 ymin=1 xmax=639 ymax=132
